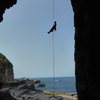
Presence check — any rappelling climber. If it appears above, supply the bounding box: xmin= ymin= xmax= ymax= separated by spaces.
xmin=48 ymin=21 xmax=57 ymax=34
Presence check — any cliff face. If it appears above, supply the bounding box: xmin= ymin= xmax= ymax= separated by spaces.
xmin=71 ymin=0 xmax=95 ymax=100
xmin=0 ymin=0 xmax=17 ymax=22
xmin=0 ymin=53 xmax=14 ymax=83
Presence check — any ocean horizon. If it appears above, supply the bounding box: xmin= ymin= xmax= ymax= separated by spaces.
xmin=32 ymin=77 xmax=76 ymax=93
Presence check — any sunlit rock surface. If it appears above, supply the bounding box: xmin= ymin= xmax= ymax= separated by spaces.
xmin=0 ymin=53 xmax=14 ymax=83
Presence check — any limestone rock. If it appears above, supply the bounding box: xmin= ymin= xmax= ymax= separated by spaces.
xmin=0 ymin=53 xmax=14 ymax=83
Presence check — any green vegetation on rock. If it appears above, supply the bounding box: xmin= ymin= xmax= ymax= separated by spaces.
xmin=0 ymin=53 xmax=11 ymax=65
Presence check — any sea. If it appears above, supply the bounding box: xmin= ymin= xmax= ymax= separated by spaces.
xmin=33 ymin=77 xmax=76 ymax=93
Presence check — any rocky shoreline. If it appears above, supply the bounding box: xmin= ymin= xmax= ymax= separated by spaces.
xmin=0 ymin=78 xmax=77 ymax=100
xmin=0 ymin=54 xmax=77 ymax=100
xmin=0 ymin=53 xmax=77 ymax=100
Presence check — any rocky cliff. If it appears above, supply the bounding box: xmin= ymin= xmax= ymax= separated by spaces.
xmin=0 ymin=53 xmax=14 ymax=83
xmin=0 ymin=0 xmax=17 ymax=22
xmin=71 ymin=0 xmax=96 ymax=100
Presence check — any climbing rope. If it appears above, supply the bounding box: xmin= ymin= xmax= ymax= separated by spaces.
xmin=52 ymin=0 xmax=56 ymax=96
xmin=52 ymin=23 xmax=56 ymax=96
xmin=52 ymin=0 xmax=55 ymax=20
xmin=49 ymin=0 xmax=56 ymax=99
xmin=48 ymin=1 xmax=63 ymax=100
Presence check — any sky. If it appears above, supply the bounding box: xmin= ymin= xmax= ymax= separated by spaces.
xmin=0 ymin=0 xmax=75 ymax=78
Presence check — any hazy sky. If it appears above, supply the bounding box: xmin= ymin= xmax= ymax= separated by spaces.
xmin=0 ymin=0 xmax=74 ymax=78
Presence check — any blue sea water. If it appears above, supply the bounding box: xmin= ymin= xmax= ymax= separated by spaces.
xmin=33 ymin=77 xmax=76 ymax=93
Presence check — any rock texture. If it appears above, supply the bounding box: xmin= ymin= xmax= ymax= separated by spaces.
xmin=71 ymin=0 xmax=96 ymax=100
xmin=0 ymin=53 xmax=14 ymax=83
xmin=0 ymin=0 xmax=17 ymax=22
xmin=0 ymin=89 xmax=16 ymax=100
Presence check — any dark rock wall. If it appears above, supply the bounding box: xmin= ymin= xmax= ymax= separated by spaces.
xmin=0 ymin=90 xmax=16 ymax=100
xmin=71 ymin=0 xmax=96 ymax=100
xmin=0 ymin=53 xmax=14 ymax=83
xmin=0 ymin=0 xmax=17 ymax=22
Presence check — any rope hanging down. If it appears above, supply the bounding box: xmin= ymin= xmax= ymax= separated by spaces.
xmin=48 ymin=1 xmax=63 ymax=99
xmin=47 ymin=1 xmax=63 ymax=100
xmin=47 ymin=0 xmax=56 ymax=34
xmin=47 ymin=0 xmax=63 ymax=100
xmin=52 ymin=0 xmax=55 ymax=21
xmin=47 ymin=0 xmax=56 ymax=98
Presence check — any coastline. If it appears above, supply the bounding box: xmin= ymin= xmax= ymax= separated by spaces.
xmin=43 ymin=90 xmax=77 ymax=100
xmin=0 ymin=78 xmax=77 ymax=100
xmin=33 ymin=76 xmax=76 ymax=93
xmin=9 ymin=88 xmax=77 ymax=100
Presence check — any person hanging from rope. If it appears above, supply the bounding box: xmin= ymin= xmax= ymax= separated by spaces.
xmin=48 ymin=21 xmax=57 ymax=34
